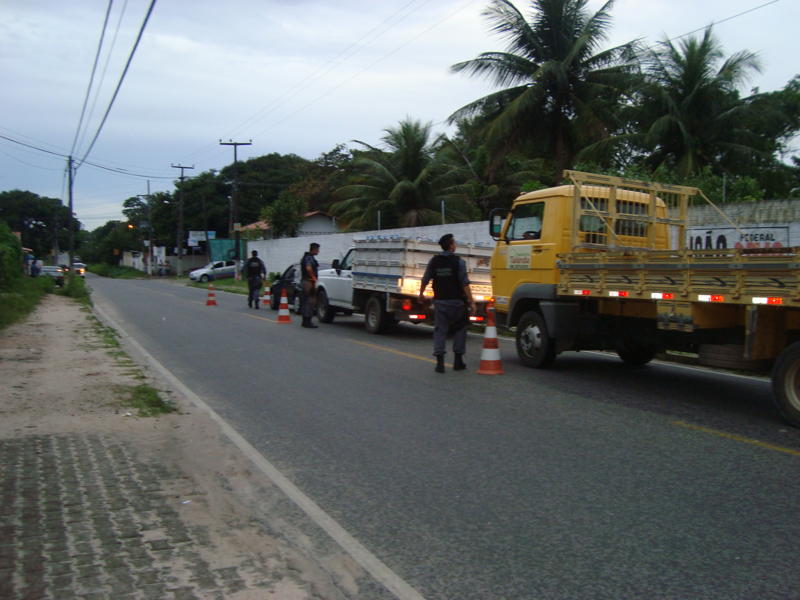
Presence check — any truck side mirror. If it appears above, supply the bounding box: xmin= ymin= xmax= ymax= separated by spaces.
xmin=332 ymin=259 xmax=340 ymax=270
xmin=489 ymin=209 xmax=508 ymax=241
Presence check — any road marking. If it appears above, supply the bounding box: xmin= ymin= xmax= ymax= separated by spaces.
xmin=92 ymin=303 xmax=426 ymax=600
xmin=245 ymin=313 xmax=278 ymax=323
xmin=351 ymin=339 xmax=443 ymax=366
xmin=672 ymin=421 xmax=800 ymax=457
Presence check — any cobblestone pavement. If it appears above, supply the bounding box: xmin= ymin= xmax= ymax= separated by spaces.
xmin=0 ymin=433 xmax=275 ymax=600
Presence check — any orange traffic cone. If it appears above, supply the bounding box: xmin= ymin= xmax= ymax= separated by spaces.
xmin=476 ymin=304 xmax=503 ymax=375
xmin=277 ymin=289 xmax=292 ymax=323
xmin=262 ymin=286 xmax=271 ymax=307
xmin=206 ymin=283 xmax=218 ymax=307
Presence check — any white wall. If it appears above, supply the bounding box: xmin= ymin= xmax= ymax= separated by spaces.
xmin=248 ymin=221 xmax=494 ymax=273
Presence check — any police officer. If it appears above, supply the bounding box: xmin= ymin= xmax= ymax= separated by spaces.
xmin=300 ymin=242 xmax=320 ymax=328
xmin=419 ymin=234 xmax=476 ymax=373
xmin=244 ymin=250 xmax=267 ymax=309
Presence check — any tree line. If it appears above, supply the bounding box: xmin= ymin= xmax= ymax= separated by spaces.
xmin=2 ymin=0 xmax=798 ymax=264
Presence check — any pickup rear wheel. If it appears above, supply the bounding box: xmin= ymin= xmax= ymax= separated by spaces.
xmin=516 ymin=311 xmax=556 ymax=368
xmin=771 ymin=342 xmax=800 ymax=427
xmin=317 ymin=289 xmax=335 ymax=323
xmin=365 ymin=296 xmax=389 ymax=334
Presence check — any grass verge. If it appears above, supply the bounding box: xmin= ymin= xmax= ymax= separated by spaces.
xmin=189 ymin=277 xmax=249 ymax=294
xmin=88 ymin=264 xmax=146 ymax=278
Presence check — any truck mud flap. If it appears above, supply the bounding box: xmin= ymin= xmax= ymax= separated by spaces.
xmin=539 ymin=301 xmax=579 ymax=353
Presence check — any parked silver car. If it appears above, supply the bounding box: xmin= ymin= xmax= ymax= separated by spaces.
xmin=188 ymin=260 xmax=237 ymax=282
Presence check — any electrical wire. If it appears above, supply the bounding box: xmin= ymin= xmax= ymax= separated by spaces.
xmin=0 ymin=133 xmax=172 ymax=179
xmin=665 ymin=0 xmax=780 ymax=43
xmin=75 ymin=0 xmax=130 ymax=158
xmin=76 ymin=0 xmax=158 ymax=169
xmin=70 ymin=0 xmax=114 ymax=157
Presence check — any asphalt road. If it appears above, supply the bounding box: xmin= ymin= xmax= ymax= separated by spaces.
xmin=88 ymin=275 xmax=800 ymax=600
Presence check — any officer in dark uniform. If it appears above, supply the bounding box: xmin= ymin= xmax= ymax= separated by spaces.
xmin=300 ymin=242 xmax=320 ymax=328
xmin=244 ymin=250 xmax=267 ymax=309
xmin=419 ymin=234 xmax=476 ymax=373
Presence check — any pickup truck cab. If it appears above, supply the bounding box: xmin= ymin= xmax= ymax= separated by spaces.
xmin=315 ymin=249 xmax=356 ymax=322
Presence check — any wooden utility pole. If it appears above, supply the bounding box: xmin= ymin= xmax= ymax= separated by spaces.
xmin=67 ymin=156 xmax=75 ymax=271
xmin=171 ymin=164 xmax=194 ymax=277
xmin=219 ymin=139 xmax=251 ymax=279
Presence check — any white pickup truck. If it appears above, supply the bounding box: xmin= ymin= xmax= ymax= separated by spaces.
xmin=315 ymin=237 xmax=494 ymax=333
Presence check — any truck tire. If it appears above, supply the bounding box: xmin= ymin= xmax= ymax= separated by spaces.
xmin=317 ymin=289 xmax=335 ymax=323
xmin=771 ymin=342 xmax=800 ymax=427
xmin=516 ymin=311 xmax=556 ymax=368
xmin=365 ymin=296 xmax=389 ymax=334
xmin=616 ymin=339 xmax=656 ymax=366
xmin=698 ymin=344 xmax=770 ymax=371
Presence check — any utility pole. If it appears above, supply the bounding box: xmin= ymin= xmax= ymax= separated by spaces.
xmin=219 ymin=139 xmax=252 ymax=279
xmin=67 ymin=156 xmax=75 ymax=272
xmin=171 ymin=164 xmax=194 ymax=277
xmin=137 ymin=180 xmax=153 ymax=275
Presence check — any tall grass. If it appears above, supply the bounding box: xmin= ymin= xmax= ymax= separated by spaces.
xmin=0 ymin=276 xmax=53 ymax=330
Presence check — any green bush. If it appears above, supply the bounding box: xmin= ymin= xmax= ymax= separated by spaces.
xmin=58 ymin=273 xmax=91 ymax=305
xmin=0 ymin=222 xmax=23 ymax=290
xmin=0 ymin=276 xmax=53 ymax=331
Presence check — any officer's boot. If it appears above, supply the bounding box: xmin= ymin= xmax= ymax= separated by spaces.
xmin=453 ymin=354 xmax=466 ymax=371
xmin=435 ymin=355 xmax=445 ymax=373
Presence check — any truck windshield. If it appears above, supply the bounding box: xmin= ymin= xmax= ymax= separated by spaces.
xmin=508 ymin=203 xmax=544 ymax=240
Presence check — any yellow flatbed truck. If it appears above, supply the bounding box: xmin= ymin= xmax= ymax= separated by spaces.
xmin=489 ymin=170 xmax=800 ymax=426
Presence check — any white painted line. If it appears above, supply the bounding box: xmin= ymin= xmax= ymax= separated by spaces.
xmin=92 ymin=303 xmax=426 ymax=600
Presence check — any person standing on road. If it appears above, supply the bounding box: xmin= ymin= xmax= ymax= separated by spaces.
xmin=300 ymin=242 xmax=320 ymax=328
xmin=244 ymin=250 xmax=267 ymax=309
xmin=419 ymin=234 xmax=476 ymax=373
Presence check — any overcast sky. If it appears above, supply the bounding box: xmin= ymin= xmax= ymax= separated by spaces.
xmin=1 ymin=0 xmax=796 ymax=231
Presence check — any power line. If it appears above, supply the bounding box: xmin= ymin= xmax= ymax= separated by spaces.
xmin=76 ymin=0 xmax=131 ymax=157
xmin=666 ymin=0 xmax=780 ymax=43
xmin=70 ymin=0 xmax=114 ymax=156
xmin=76 ymin=0 xmax=158 ymax=169
xmin=0 ymin=133 xmax=173 ymax=179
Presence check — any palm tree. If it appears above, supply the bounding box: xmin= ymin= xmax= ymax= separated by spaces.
xmin=450 ymin=0 xmax=638 ymax=181
xmin=634 ymin=27 xmax=762 ymax=177
xmin=333 ymin=119 xmax=472 ymax=230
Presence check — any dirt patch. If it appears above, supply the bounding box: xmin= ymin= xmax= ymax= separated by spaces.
xmin=0 ymin=294 xmax=364 ymax=599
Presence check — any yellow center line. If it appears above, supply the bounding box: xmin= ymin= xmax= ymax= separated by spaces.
xmin=672 ymin=421 xmax=800 ymax=457
xmin=351 ymin=339 xmax=444 ymax=366
xmin=245 ymin=313 xmax=279 ymax=323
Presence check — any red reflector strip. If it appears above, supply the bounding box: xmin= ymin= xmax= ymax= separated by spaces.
xmin=699 ymin=294 xmax=725 ymax=302
xmin=609 ymin=290 xmax=629 ymax=298
xmin=651 ymin=292 xmax=675 ymax=300
xmin=469 ymin=315 xmax=485 ymax=322
xmin=573 ymin=289 xmax=591 ymax=296
xmin=409 ymin=314 xmax=425 ymax=320
xmin=753 ymin=297 xmax=784 ymax=305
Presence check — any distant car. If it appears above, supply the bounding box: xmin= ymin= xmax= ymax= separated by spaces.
xmin=39 ymin=265 xmax=65 ymax=286
xmin=270 ymin=264 xmax=302 ymax=313
xmin=189 ymin=260 xmax=237 ymax=282
xmin=72 ymin=262 xmax=86 ymax=277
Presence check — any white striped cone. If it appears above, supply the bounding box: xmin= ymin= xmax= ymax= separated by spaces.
xmin=262 ymin=286 xmax=271 ymax=306
xmin=477 ymin=305 xmax=503 ymax=375
xmin=205 ymin=283 xmax=218 ymax=307
xmin=277 ymin=289 xmax=292 ymax=323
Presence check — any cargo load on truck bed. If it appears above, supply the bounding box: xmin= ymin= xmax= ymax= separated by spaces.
xmin=351 ymin=237 xmax=493 ymax=300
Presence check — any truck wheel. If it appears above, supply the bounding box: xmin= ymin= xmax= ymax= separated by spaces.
xmin=317 ymin=289 xmax=335 ymax=323
xmin=516 ymin=311 xmax=556 ymax=368
xmin=365 ymin=296 xmax=389 ymax=334
xmin=616 ymin=339 xmax=656 ymax=366
xmin=771 ymin=342 xmax=800 ymax=427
